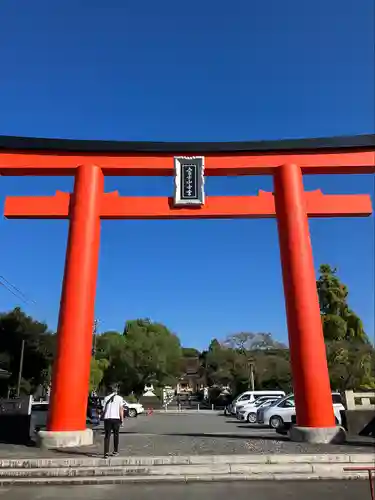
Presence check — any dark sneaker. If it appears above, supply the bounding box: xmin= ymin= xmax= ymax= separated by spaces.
xmin=104 ymin=454 xmax=109 ymax=459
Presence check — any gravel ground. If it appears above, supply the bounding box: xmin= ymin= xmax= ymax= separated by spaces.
xmin=90 ymin=414 xmax=374 ymax=456
xmin=0 ymin=481 xmax=371 ymax=500
xmin=94 ymin=433 xmax=375 ymax=456
xmin=0 ymin=414 xmax=373 ymax=458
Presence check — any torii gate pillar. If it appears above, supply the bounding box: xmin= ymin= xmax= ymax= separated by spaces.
xmin=41 ymin=165 xmax=103 ymax=448
xmin=275 ymin=164 xmax=341 ymax=443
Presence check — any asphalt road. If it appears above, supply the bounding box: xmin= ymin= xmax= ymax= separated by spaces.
xmin=0 ymin=481 xmax=371 ymax=500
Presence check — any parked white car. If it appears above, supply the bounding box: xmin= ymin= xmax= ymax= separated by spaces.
xmin=235 ymin=394 xmax=283 ymax=418
xmin=257 ymin=393 xmax=345 ymax=429
xmin=123 ymin=400 xmax=144 ymax=418
xmin=237 ymin=397 xmax=282 ymax=423
xmin=226 ymin=390 xmax=286 ymax=416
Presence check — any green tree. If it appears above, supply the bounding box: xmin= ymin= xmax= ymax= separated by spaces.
xmin=204 ymin=334 xmax=291 ymax=394
xmin=182 ymin=347 xmax=201 ymax=358
xmin=96 ymin=331 xmax=125 ymax=362
xmin=94 ymin=322 xmax=184 ymax=395
xmin=205 ymin=339 xmax=236 ymax=387
xmin=122 ymin=319 xmax=182 ymax=394
xmin=317 ymin=264 xmax=374 ymax=390
xmin=0 ymin=307 xmax=55 ymax=394
xmin=326 ymin=340 xmax=375 ymax=391
xmin=90 ymin=358 xmax=110 ymax=392
xmin=252 ymin=349 xmax=292 ymax=392
xmin=95 ymin=331 xmax=128 ymax=391
xmin=317 ymin=264 xmax=369 ymax=343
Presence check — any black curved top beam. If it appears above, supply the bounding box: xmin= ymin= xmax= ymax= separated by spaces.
xmin=0 ymin=134 xmax=374 ymax=154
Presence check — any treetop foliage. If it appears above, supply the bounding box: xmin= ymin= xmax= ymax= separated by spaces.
xmin=317 ymin=264 xmax=369 ymax=344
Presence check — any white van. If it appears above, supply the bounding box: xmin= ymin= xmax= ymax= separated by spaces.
xmin=226 ymin=390 xmax=286 ymax=416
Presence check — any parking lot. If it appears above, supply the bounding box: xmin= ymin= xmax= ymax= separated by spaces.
xmin=117 ymin=411 xmax=269 ymax=435
xmin=86 ymin=412 xmax=278 ymax=456
xmin=0 ymin=411 xmax=373 ymax=459
xmin=81 ymin=412 xmax=373 ymax=457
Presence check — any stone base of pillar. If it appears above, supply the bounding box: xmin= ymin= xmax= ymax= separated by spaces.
xmin=289 ymin=426 xmax=346 ymax=444
xmin=37 ymin=429 xmax=93 ymax=449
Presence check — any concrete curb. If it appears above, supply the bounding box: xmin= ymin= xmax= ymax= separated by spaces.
xmin=0 ymin=453 xmax=373 ymax=468
xmin=0 ymin=453 xmax=373 ymax=485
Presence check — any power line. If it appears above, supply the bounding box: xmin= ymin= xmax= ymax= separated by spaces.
xmin=0 ymin=281 xmax=27 ymax=302
xmin=0 ymin=275 xmax=36 ymax=304
xmin=0 ymin=275 xmax=35 ymax=305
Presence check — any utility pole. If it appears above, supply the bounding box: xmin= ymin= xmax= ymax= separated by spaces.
xmin=248 ymin=358 xmax=255 ymax=391
xmin=16 ymin=338 xmax=25 ymax=397
xmin=92 ymin=318 xmax=99 ymax=356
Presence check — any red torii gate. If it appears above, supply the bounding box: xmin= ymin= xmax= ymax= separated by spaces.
xmin=1 ymin=134 xmax=374 ymax=447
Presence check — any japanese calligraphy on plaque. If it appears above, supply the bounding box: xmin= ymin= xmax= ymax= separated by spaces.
xmin=173 ymin=156 xmax=205 ymax=206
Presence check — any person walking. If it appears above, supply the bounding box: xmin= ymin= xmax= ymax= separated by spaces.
xmin=102 ymin=385 xmax=124 ymax=458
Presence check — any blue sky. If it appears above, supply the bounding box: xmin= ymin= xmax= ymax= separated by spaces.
xmin=0 ymin=0 xmax=373 ymax=349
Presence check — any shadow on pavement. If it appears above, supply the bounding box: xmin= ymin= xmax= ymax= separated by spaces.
xmin=154 ymin=431 xmax=375 ymax=448
xmin=224 ymin=420 xmax=253 ymax=424
xmin=337 ymin=439 xmax=375 ymax=448
xmin=51 ymin=448 xmax=101 ymax=458
xmin=0 ymin=439 xmax=37 ymax=447
xmin=156 ymin=432 xmax=289 ymax=441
